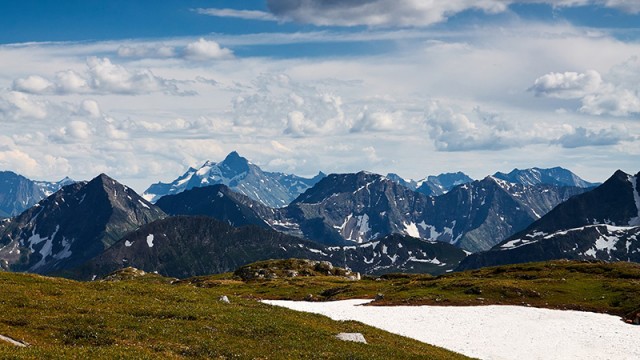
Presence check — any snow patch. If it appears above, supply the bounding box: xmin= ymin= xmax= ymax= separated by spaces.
xmin=146 ymin=234 xmax=155 ymax=248
xmin=264 ymin=299 xmax=640 ymax=360
xmin=403 ymin=222 xmax=420 ymax=238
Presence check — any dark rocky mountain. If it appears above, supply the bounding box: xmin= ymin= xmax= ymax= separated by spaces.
xmin=0 ymin=174 xmax=165 ymax=274
xmin=0 ymin=171 xmax=73 ymax=218
xmin=69 ymin=216 xmax=467 ymax=279
xmin=492 ymin=167 xmax=598 ymax=188
xmin=155 ymin=184 xmax=272 ymax=229
xmin=459 ymin=170 xmax=640 ymax=270
xmin=143 ymin=151 xmax=325 ymax=207
xmin=281 ymin=172 xmax=586 ymax=252
xmin=458 ymin=225 xmax=640 ymax=270
xmin=327 ymin=233 xmax=467 ymax=275
xmin=386 ymin=172 xmax=473 ymax=196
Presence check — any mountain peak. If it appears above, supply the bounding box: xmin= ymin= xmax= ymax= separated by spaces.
xmin=220 ymin=151 xmax=250 ymax=176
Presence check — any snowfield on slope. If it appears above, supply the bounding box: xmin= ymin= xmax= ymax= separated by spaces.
xmin=263 ymin=299 xmax=640 ymax=360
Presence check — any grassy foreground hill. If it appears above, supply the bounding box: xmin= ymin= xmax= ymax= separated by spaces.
xmin=0 ymin=269 xmax=467 ymax=359
xmin=2 ymin=259 xmax=640 ymax=358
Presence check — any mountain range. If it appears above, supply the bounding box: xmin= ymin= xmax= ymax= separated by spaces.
xmin=459 ymin=170 xmax=640 ymax=270
xmin=0 ymin=151 xmax=629 ymax=280
xmin=0 ymin=174 xmax=164 ymax=273
xmin=0 ymin=171 xmax=73 ymax=218
xmin=142 ymin=151 xmax=325 ymax=208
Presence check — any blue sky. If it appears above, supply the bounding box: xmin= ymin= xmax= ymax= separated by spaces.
xmin=0 ymin=0 xmax=639 ymax=191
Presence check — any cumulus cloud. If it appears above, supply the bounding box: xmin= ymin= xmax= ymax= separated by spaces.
xmin=580 ymin=86 xmax=640 ymax=116
xmin=0 ymin=91 xmax=48 ymax=120
xmin=350 ymin=109 xmax=399 ymax=132
xmin=11 ymin=57 xmax=181 ymax=95
xmin=531 ymin=66 xmax=640 ymax=116
xmin=425 ymin=103 xmax=521 ymax=151
xmin=12 ymin=75 xmax=54 ymax=94
xmin=553 ymin=125 xmax=636 ymax=148
xmin=231 ymin=73 xmax=347 ymax=136
xmin=250 ymin=0 xmax=640 ymax=27
xmin=529 ymin=70 xmax=602 ymax=99
xmin=184 ymin=38 xmax=234 ymax=61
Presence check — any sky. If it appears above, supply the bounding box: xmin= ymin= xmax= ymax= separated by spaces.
xmin=1 ymin=0 xmax=639 ymax=192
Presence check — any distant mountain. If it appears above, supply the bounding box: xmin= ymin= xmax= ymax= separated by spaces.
xmin=280 ymin=172 xmax=586 ymax=252
xmin=423 ymin=176 xmax=587 ymax=252
xmin=386 ymin=172 xmax=473 ymax=196
xmin=69 ymin=216 xmax=467 ymax=279
xmin=155 ymin=184 xmax=272 ymax=229
xmin=459 ymin=170 xmax=640 ymax=270
xmin=492 ymin=167 xmax=598 ymax=188
xmin=326 ymin=233 xmax=467 ymax=275
xmin=143 ymin=151 xmax=325 ymax=208
xmin=0 ymin=174 xmax=165 ymax=274
xmin=0 ymin=171 xmax=73 ymax=218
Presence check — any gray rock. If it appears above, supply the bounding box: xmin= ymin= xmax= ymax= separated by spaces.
xmin=336 ymin=333 xmax=367 ymax=344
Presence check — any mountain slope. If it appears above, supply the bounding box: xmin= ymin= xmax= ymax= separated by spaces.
xmin=459 ymin=170 xmax=640 ymax=269
xmin=326 ymin=233 xmax=467 ymax=275
xmin=155 ymin=184 xmax=272 ymax=229
xmin=0 ymin=171 xmax=73 ymax=218
xmin=0 ymin=174 xmax=165 ymax=273
xmin=143 ymin=151 xmax=325 ymax=207
xmin=282 ymin=172 xmax=586 ymax=252
xmin=70 ymin=216 xmax=467 ymax=279
xmin=492 ymin=167 xmax=598 ymax=188
xmin=386 ymin=172 xmax=473 ymax=196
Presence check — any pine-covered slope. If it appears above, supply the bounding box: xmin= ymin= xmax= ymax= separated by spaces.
xmin=143 ymin=151 xmax=325 ymax=207
xmin=0 ymin=171 xmax=73 ymax=218
xmin=0 ymin=174 xmax=165 ymax=274
xmin=459 ymin=170 xmax=640 ymax=270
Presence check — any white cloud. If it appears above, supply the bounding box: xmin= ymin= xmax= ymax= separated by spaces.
xmin=529 ymin=70 xmax=602 ymax=99
xmin=531 ymin=64 xmax=640 ymax=116
xmin=11 ymin=57 xmax=180 ymax=95
xmin=77 ymin=99 xmax=101 ymax=118
xmin=580 ymin=86 xmax=640 ymax=116
xmin=554 ymin=125 xmax=636 ymax=148
xmin=231 ymin=73 xmax=347 ymax=136
xmin=351 ymin=109 xmax=398 ymax=132
xmin=12 ymin=75 xmax=54 ymax=94
xmin=0 ymin=91 xmax=48 ymax=120
xmin=184 ymin=38 xmax=234 ymax=61
xmin=425 ymin=102 xmax=521 ymax=151
xmin=194 ymin=8 xmax=278 ymax=21
xmin=263 ymin=0 xmax=640 ymax=27
xmin=117 ymin=44 xmax=176 ymax=58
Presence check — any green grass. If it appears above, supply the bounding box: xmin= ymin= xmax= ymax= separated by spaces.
xmin=2 ymin=259 xmax=639 ymax=358
xmin=0 ymin=271 xmax=468 ymax=359
xmin=184 ymin=259 xmax=640 ymax=320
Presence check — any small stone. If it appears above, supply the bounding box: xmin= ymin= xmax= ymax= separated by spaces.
xmin=219 ymin=295 xmax=230 ymax=304
xmin=304 ymin=294 xmax=314 ymax=301
xmin=375 ymin=293 xmax=384 ymax=301
xmin=336 ymin=333 xmax=367 ymax=344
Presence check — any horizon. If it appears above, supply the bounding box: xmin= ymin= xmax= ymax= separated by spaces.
xmin=1 ymin=1 xmax=639 ymax=192
xmin=2 ymin=149 xmax=618 ymax=194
